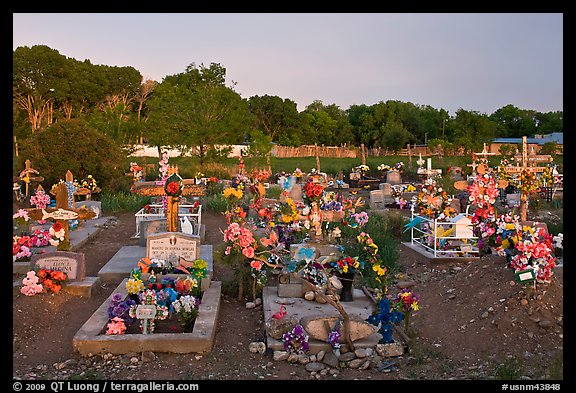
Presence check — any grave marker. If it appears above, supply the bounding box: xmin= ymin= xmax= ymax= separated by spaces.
xmin=26 ymin=173 xmax=96 ymax=250
xmin=16 ymin=159 xmax=44 ymax=199
xmin=146 ymin=232 xmax=201 ymax=263
xmin=131 ymin=166 xmax=205 ymax=232
xmin=30 ymin=251 xmax=86 ymax=281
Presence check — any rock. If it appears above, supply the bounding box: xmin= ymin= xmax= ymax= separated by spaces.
xmin=539 ymin=320 xmax=553 ymax=329
xmin=348 ymin=358 xmax=364 ymax=369
xmin=304 ymin=291 xmax=315 ymax=301
xmin=249 ymin=342 xmax=266 ymax=354
xmin=141 ymin=351 xmax=155 ymax=362
xmin=396 ymin=280 xmax=416 ymax=289
xmin=130 ymin=357 xmax=139 ymax=364
xmin=322 ymin=352 xmax=340 ymax=368
xmin=354 ymin=348 xmax=368 ymax=358
xmin=287 ymin=353 xmax=299 ymax=363
xmin=273 ymin=351 xmax=289 ymax=362
xmin=481 ymin=312 xmax=489 ymax=319
xmin=305 ymin=362 xmax=326 ymax=372
xmin=520 ymin=299 xmax=529 ymax=306
xmin=359 ymin=360 xmax=371 ymax=370
xmin=246 ymin=302 xmax=256 ymax=309
xmin=300 ymin=315 xmax=377 ymax=342
xmin=298 ymin=354 xmax=310 ymax=364
xmin=338 ymin=352 xmax=356 ymax=362
xmin=266 ymin=316 xmax=299 ymax=340
xmin=316 ymin=350 xmax=325 ymax=362
xmin=376 ymin=342 xmax=404 ymax=357
xmin=254 ymin=298 xmax=262 ymax=306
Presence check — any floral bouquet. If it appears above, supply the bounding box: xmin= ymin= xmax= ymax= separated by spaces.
xmin=172 ymin=294 xmax=200 ymax=330
xmin=164 ymin=172 xmax=183 ymax=197
xmin=223 ymin=222 xmax=257 ymax=260
xmin=303 ymin=180 xmax=325 ymax=206
xmin=377 ymin=164 xmax=391 ymax=172
xmin=80 ymin=175 xmax=99 ymax=192
xmin=107 ymin=292 xmax=137 ymax=326
xmin=416 ymin=178 xmax=455 ymax=219
xmin=394 ymin=161 xmax=405 ymax=172
xmin=353 ymin=164 xmax=370 ymax=174
xmin=282 ymin=324 xmax=310 ymax=354
xmin=507 ymin=225 xmax=557 ymax=284
xmin=326 ymin=256 xmax=363 ymax=275
xmin=48 ymin=222 xmax=67 ymax=250
xmin=20 ymin=271 xmax=43 ymax=296
xmin=13 ymin=236 xmax=32 ymax=261
xmin=30 ymin=189 xmax=51 ymax=209
xmin=37 ymin=269 xmax=68 ymax=293
xmin=13 ymin=209 xmax=31 ymax=227
xmin=105 ymin=317 xmax=127 ymax=335
xmin=394 ymin=288 xmax=420 ymax=332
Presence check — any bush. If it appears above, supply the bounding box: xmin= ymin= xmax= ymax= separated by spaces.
xmin=100 ymin=192 xmax=150 ymax=213
xmin=17 ymin=119 xmax=125 ymax=192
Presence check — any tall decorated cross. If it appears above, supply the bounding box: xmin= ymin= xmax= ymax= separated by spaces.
xmin=130 ymin=165 xmax=205 ymax=232
xmin=15 ymin=159 xmax=44 ymax=199
xmin=503 ymin=136 xmax=551 ymax=221
xmin=25 ymin=171 xmax=97 ymax=251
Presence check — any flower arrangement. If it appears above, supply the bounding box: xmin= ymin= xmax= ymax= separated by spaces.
xmin=128 ymin=289 xmax=169 ymax=334
xmin=353 ymin=164 xmax=370 ymax=173
xmin=327 ymin=322 xmax=342 ymax=354
xmin=164 ymin=172 xmax=183 ymax=197
xmin=416 ymin=178 xmax=455 ymax=219
xmin=514 ymin=169 xmax=541 ymax=195
xmin=223 ymin=222 xmax=257 ymax=259
xmin=377 ymin=164 xmax=391 ymax=172
xmin=105 ymin=317 xmax=127 ymax=335
xmin=174 ymin=276 xmax=200 ymax=296
xmin=13 ymin=209 xmax=30 ymax=227
xmin=326 ymin=256 xmax=363 ymax=275
xmin=30 ymin=189 xmax=51 ymax=209
xmin=303 ymin=180 xmax=325 ymax=205
xmin=300 ymin=262 xmax=328 ymax=287
xmin=282 ymin=324 xmax=310 ymax=354
xmin=126 ymin=277 xmax=145 ymax=295
xmin=367 ymin=297 xmax=403 ymax=343
xmin=172 ymin=294 xmax=200 ymax=330
xmin=507 ymin=226 xmax=557 ymax=284
xmin=129 ymin=162 xmax=144 ymax=181
xmin=20 ymin=271 xmax=43 ymax=296
xmin=37 ymin=269 xmax=68 ymax=293
xmin=13 ymin=236 xmax=32 ymax=261
xmin=274 ymin=197 xmax=300 ymax=224
xmin=48 ymin=221 xmax=68 ymax=250
xmin=394 ymin=161 xmax=405 ymax=172
xmin=394 ymin=288 xmax=420 ymax=332
xmin=80 ymin=175 xmax=99 ymax=192
xmin=107 ymin=293 xmax=137 ymax=326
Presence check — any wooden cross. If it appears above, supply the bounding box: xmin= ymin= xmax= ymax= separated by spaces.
xmin=15 ymin=159 xmax=44 ymax=198
xmin=25 ymin=176 xmax=96 ymax=251
xmin=130 ymin=165 xmax=205 ymax=232
xmin=503 ymin=136 xmax=549 ymax=221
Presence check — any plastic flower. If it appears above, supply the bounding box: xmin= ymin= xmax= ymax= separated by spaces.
xmin=105 ymin=317 xmax=127 ymax=335
xmin=21 ymin=271 xmax=43 ymax=296
xmin=126 ymin=277 xmax=145 ymax=294
xmin=282 ymin=324 xmax=310 ymax=354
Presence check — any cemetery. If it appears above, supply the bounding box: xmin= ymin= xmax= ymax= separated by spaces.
xmin=13 ymin=142 xmax=563 ymax=381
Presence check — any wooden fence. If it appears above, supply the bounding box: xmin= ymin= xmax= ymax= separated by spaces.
xmin=271 ymin=144 xmax=436 ymax=158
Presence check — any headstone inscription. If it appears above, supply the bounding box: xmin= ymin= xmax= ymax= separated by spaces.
xmin=146 ymin=232 xmax=201 ymax=264
xmin=30 ymin=251 xmax=86 ymax=281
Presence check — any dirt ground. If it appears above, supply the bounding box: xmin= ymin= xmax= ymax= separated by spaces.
xmin=12 ymin=208 xmax=564 ymax=382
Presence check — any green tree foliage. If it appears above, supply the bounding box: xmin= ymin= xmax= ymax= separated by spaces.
xmin=17 ymin=119 xmax=125 ymax=192
xmin=248 ymin=95 xmax=303 ymax=146
xmin=145 ymin=63 xmax=251 ymax=164
xmin=489 ymin=104 xmax=537 ymax=138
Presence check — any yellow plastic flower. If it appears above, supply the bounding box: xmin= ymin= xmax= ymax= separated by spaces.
xmin=126 ymin=278 xmax=144 ymax=294
xmin=411 ymin=302 xmax=420 ymax=311
xmin=193 ymin=259 xmax=208 ymax=270
xmin=373 ymin=264 xmax=387 ymax=276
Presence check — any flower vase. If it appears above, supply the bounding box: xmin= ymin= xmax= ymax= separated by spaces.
xmin=337 ymin=271 xmax=355 ymax=302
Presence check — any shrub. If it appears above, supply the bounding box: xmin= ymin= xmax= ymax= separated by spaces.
xmin=17 ymin=119 xmax=125 ymax=192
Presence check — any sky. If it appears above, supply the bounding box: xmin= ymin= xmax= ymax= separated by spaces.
xmin=13 ymin=13 xmax=563 ymax=116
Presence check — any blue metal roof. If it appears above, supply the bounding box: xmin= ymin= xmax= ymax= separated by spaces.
xmin=492 ymin=132 xmax=563 ymax=145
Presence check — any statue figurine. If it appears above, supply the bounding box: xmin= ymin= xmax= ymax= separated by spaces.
xmin=309 ymin=202 xmax=323 ymax=238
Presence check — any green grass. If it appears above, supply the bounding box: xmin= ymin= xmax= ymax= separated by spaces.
xmin=100 ymin=191 xmax=150 ymax=213
xmin=494 ymin=357 xmax=523 ymax=380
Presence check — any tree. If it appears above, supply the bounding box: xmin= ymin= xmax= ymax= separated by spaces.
xmin=145 ymin=63 xmax=251 ymax=165
xmin=248 ymin=95 xmax=302 ymax=146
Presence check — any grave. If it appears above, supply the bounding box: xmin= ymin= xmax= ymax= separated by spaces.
xmin=385 ymin=170 xmax=402 ymax=185
xmin=263 ymin=286 xmax=381 ymax=354
xmin=17 ymin=172 xmax=102 ymax=296
xmin=73 ymin=279 xmax=221 ymax=355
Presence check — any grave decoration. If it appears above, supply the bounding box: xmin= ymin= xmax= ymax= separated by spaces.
xmin=128 ymin=289 xmax=169 ymax=334
xmin=30 ymin=185 xmax=51 ymax=211
xmin=131 ymin=165 xmax=205 ymax=232
xmin=25 ymin=173 xmax=97 ymax=251
xmin=490 ymin=214 xmax=557 ymax=287
xmin=75 ymin=175 xmax=101 ymax=201
xmin=466 ymin=167 xmax=500 ymax=255
xmin=129 ymin=162 xmax=144 ymax=182
xmin=501 ymin=136 xmax=552 ymax=221
xmin=367 ymin=297 xmax=403 ymax=344
xmin=393 ymin=288 xmax=420 ymax=334
xmin=20 ymin=268 xmax=68 ymax=295
xmin=15 ymin=159 xmax=44 ymax=200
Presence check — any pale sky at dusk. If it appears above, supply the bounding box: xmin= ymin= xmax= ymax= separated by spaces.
xmin=13 ymin=13 xmax=563 ymax=116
